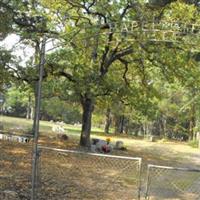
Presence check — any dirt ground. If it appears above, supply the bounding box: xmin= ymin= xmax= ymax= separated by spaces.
xmin=0 ymin=136 xmax=200 ymax=200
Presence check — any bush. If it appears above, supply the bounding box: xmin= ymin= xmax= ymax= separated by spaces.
xmin=188 ymin=140 xmax=199 ymax=148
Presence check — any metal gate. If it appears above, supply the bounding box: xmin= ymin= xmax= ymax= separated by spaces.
xmin=145 ymin=164 xmax=200 ymax=200
xmin=37 ymin=146 xmax=142 ymax=200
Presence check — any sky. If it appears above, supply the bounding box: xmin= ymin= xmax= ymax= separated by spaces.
xmin=0 ymin=34 xmax=56 ymax=66
xmin=0 ymin=34 xmax=34 ymax=65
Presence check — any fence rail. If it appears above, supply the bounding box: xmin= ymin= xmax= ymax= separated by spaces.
xmin=145 ymin=164 xmax=200 ymax=200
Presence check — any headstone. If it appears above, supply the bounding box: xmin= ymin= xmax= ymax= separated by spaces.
xmin=90 ymin=139 xmax=114 ymax=153
xmin=59 ymin=134 xmax=68 ymax=141
xmin=24 ymin=138 xmax=29 ymax=143
xmin=96 ymin=140 xmax=107 ymax=151
xmin=91 ymin=138 xmax=100 ymax=145
xmin=91 ymin=144 xmax=96 ymax=153
xmin=115 ymin=141 xmax=124 ymax=149
xmin=52 ymin=124 xmax=65 ymax=134
xmin=149 ymin=136 xmax=156 ymax=142
xmin=102 ymin=144 xmax=112 ymax=153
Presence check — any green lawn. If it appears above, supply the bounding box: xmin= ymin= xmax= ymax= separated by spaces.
xmin=0 ymin=115 xmax=104 ymax=137
xmin=1 ymin=115 xmax=199 ymax=168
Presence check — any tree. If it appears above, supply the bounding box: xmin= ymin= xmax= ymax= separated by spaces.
xmin=2 ymin=0 xmax=200 ymax=146
xmin=40 ymin=0 xmax=143 ymax=146
xmin=41 ymin=0 xmax=200 ymax=146
xmin=4 ymin=86 xmax=32 ymax=118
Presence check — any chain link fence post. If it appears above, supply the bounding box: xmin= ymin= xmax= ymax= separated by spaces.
xmin=31 ymin=36 xmax=46 ymax=200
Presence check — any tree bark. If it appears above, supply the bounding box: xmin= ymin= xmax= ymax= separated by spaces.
xmin=114 ymin=115 xmax=125 ymax=134
xmin=189 ymin=104 xmax=196 ymax=141
xmin=189 ymin=116 xmax=195 ymax=140
xmin=104 ymin=108 xmax=111 ymax=134
xmin=119 ymin=115 xmax=125 ymax=133
xmin=26 ymin=94 xmax=32 ymax=119
xmin=124 ymin=119 xmax=129 ymax=134
xmin=114 ymin=116 xmax=120 ymax=134
xmin=80 ymin=97 xmax=94 ymax=147
xmin=32 ymin=85 xmax=38 ymax=135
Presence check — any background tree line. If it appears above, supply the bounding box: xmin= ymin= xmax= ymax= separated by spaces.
xmin=1 ymin=0 xmax=200 ymax=147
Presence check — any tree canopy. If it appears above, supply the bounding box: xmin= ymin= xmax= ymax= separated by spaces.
xmin=1 ymin=0 xmax=200 ymax=146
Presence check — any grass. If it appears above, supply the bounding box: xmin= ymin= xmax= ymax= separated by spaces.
xmin=1 ymin=116 xmax=200 ymax=199
xmin=188 ymin=140 xmax=199 ymax=148
xmin=1 ymin=115 xmax=200 ymax=166
xmin=0 ymin=115 xmax=104 ymax=137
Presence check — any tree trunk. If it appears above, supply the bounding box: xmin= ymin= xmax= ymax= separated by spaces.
xmin=30 ymin=105 xmax=34 ymax=120
xmin=189 ymin=116 xmax=195 ymax=140
xmin=119 ymin=115 xmax=125 ymax=133
xmin=80 ymin=98 xmax=94 ymax=147
xmin=104 ymin=108 xmax=111 ymax=134
xmin=114 ymin=115 xmax=125 ymax=134
xmin=189 ymin=104 xmax=196 ymax=141
xmin=32 ymin=85 xmax=38 ymax=135
xmin=26 ymin=94 xmax=32 ymax=119
xmin=162 ymin=116 xmax=167 ymax=138
xmin=114 ymin=116 xmax=120 ymax=134
xmin=124 ymin=119 xmax=129 ymax=134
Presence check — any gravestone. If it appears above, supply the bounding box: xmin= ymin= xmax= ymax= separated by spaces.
xmin=91 ymin=138 xmax=100 ymax=145
xmin=96 ymin=140 xmax=107 ymax=151
xmin=91 ymin=144 xmax=96 ymax=153
xmin=115 ymin=141 xmax=124 ymax=149
xmin=57 ymin=134 xmax=68 ymax=141
xmin=149 ymin=136 xmax=156 ymax=142
xmin=91 ymin=139 xmax=113 ymax=153
xmin=52 ymin=124 xmax=65 ymax=134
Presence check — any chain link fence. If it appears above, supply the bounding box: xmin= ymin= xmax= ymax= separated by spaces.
xmin=145 ymin=164 xmax=200 ymax=200
xmin=37 ymin=146 xmax=142 ymax=200
xmin=1 ymin=139 xmax=200 ymax=200
xmin=0 ymin=140 xmax=33 ymax=200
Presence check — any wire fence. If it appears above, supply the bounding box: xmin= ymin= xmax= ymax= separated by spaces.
xmin=1 ymin=138 xmax=200 ymax=200
xmin=0 ymin=140 xmax=32 ymax=200
xmin=145 ymin=164 xmax=200 ymax=200
xmin=37 ymin=146 xmax=142 ymax=200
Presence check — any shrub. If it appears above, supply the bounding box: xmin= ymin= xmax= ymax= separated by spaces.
xmin=188 ymin=140 xmax=199 ymax=148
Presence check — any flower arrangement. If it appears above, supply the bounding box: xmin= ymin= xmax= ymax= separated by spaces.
xmin=106 ymin=137 xmax=111 ymax=144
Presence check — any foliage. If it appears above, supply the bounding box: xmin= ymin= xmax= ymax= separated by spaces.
xmin=41 ymin=97 xmax=82 ymax=123
xmin=188 ymin=140 xmax=199 ymax=148
xmin=0 ymin=48 xmax=12 ymax=92
xmin=2 ymin=0 xmax=200 ymax=144
xmin=3 ymin=86 xmax=31 ymax=117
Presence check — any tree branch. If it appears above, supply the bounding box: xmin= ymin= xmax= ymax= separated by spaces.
xmin=118 ymin=58 xmax=129 ymax=86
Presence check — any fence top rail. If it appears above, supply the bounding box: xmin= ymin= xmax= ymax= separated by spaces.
xmin=148 ymin=164 xmax=200 ymax=173
xmin=39 ymin=145 xmax=142 ymax=162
